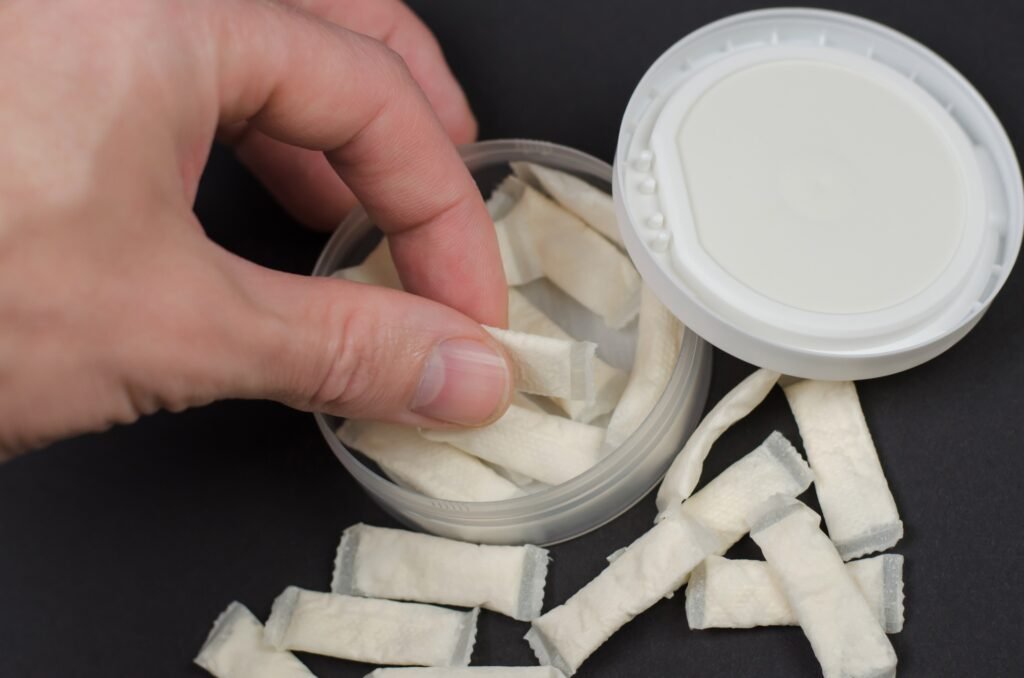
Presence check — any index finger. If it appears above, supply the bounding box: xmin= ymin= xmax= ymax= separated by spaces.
xmin=282 ymin=0 xmax=478 ymax=145
xmin=207 ymin=0 xmax=506 ymax=326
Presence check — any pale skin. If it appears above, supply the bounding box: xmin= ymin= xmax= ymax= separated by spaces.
xmin=0 ymin=0 xmax=514 ymax=457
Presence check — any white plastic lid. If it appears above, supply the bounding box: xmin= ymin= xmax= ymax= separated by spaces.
xmin=614 ymin=8 xmax=1023 ymax=379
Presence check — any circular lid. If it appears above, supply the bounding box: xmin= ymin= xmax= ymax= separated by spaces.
xmin=614 ymin=8 xmax=1023 ymax=379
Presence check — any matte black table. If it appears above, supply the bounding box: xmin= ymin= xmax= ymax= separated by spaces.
xmin=2 ymin=2 xmax=1022 ymax=676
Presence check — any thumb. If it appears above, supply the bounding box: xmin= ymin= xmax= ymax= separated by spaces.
xmin=220 ymin=255 xmax=513 ymax=427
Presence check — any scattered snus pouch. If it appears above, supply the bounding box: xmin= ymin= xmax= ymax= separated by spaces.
xmin=784 ymin=380 xmax=903 ymax=560
xmin=526 ymin=508 xmax=719 ymax=677
xmin=748 ymin=496 xmax=899 ymax=678
xmin=264 ymin=587 xmax=479 ymax=668
xmin=195 ymin=603 xmax=316 ymax=678
xmin=366 ymin=669 xmax=568 ymax=678
xmin=332 ymin=524 xmax=549 ymax=622
xmin=686 ymin=554 xmax=905 ymax=633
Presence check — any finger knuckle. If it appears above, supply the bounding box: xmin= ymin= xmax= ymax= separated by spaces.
xmin=310 ymin=303 xmax=391 ymax=416
xmin=363 ymin=35 xmax=413 ymax=82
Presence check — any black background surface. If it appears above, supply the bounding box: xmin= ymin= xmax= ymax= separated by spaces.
xmin=2 ymin=1 xmax=1023 ymax=676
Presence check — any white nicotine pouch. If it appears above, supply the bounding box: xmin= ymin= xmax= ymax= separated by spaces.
xmin=264 ymin=587 xmax=478 ymax=667
xmin=485 ymin=326 xmax=596 ymax=402
xmin=195 ymin=602 xmax=316 ymax=678
xmin=331 ymin=239 xmax=403 ymax=290
xmin=367 ymin=668 xmax=568 ymax=678
xmin=686 ymin=554 xmax=905 ymax=633
xmin=423 ymin=404 xmax=605 ymax=486
xmin=489 ymin=178 xmax=545 ymax=286
xmin=674 ymin=431 xmax=814 ymax=551
xmin=784 ymin=380 xmax=903 ymax=560
xmin=656 ymin=368 xmax=780 ymax=513
xmin=748 ymin=496 xmax=898 ymax=678
xmin=492 ymin=178 xmax=642 ymax=328
xmin=510 ymin=162 xmax=622 ymax=246
xmin=604 ymin=287 xmax=685 ymax=448
xmin=845 ymin=553 xmax=906 ymax=634
xmin=337 ymin=421 xmax=522 ymax=503
xmin=508 ymin=290 xmax=627 ymax=423
xmin=525 ymin=510 xmax=719 ymax=676
xmin=332 ymin=524 xmax=549 ymax=622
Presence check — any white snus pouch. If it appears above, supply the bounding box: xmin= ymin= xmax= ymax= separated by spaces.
xmin=748 ymin=496 xmax=898 ymax=678
xmin=337 ymin=421 xmax=521 ymax=503
xmin=686 ymin=554 xmax=905 ymax=633
xmin=332 ymin=524 xmax=549 ymax=622
xmin=675 ymin=431 xmax=813 ymax=551
xmin=484 ymin=326 xmax=596 ymax=402
xmin=510 ymin=162 xmax=622 ymax=246
xmin=604 ymin=287 xmax=685 ymax=448
xmin=423 ymin=404 xmax=605 ymax=486
xmin=525 ymin=510 xmax=719 ymax=676
xmin=367 ymin=668 xmax=568 ymax=678
xmin=491 ymin=178 xmax=641 ymax=328
xmin=508 ymin=290 xmax=628 ymax=422
xmin=195 ymin=602 xmax=315 ymax=678
xmin=264 ymin=587 xmax=478 ymax=667
xmin=332 ymin=239 xmax=402 ymax=290
xmin=784 ymin=380 xmax=903 ymax=560
xmin=656 ymin=368 xmax=780 ymax=514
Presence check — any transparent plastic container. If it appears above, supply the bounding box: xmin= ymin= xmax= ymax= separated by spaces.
xmin=312 ymin=139 xmax=712 ymax=546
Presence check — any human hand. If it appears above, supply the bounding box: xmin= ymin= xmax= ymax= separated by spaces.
xmin=0 ymin=0 xmax=511 ymax=456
